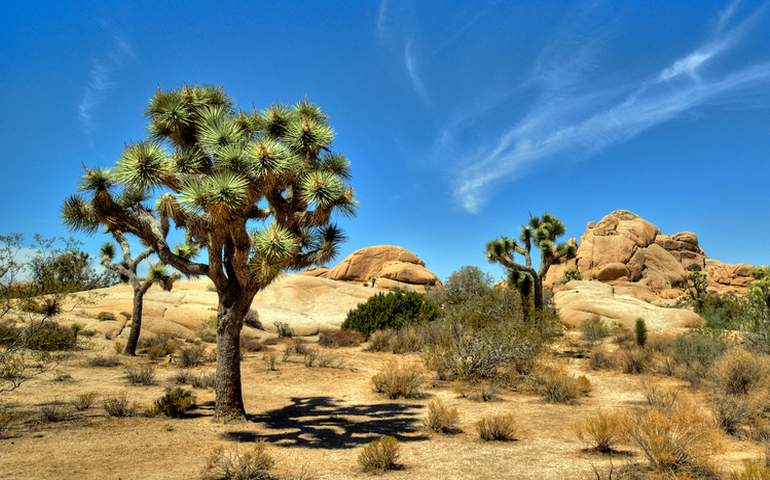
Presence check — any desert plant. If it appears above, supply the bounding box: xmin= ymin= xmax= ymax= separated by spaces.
xmin=177 ymin=344 xmax=207 ymax=368
xmin=154 ymin=387 xmax=196 ymax=418
xmin=262 ymin=353 xmax=277 ymax=372
xmin=634 ymin=318 xmax=647 ymax=348
xmin=617 ymin=347 xmax=650 ymax=374
xmin=103 ymin=393 xmax=137 ymax=417
xmin=358 ymin=436 xmax=400 ymax=473
xmin=423 ymin=399 xmax=460 ymax=434
xmin=371 ymin=361 xmax=424 ymax=399
xmin=712 ymin=393 xmax=754 ymax=436
xmin=486 ymin=212 xmax=577 ymax=311
xmin=389 ymin=326 xmax=424 ymax=354
xmin=575 ymin=410 xmax=626 ymax=453
xmin=97 ymin=311 xmax=116 ymax=321
xmin=63 ymin=86 xmax=356 ymax=421
xmin=191 ymin=371 xmax=217 ymax=389
xmin=342 ymin=290 xmax=439 ymax=338
xmin=581 ymin=317 xmax=610 ymax=343
xmin=174 ymin=370 xmax=195 ymax=385
xmin=729 ymin=461 xmax=770 ymax=480
xmin=71 ymin=392 xmax=98 ymax=411
xmin=240 ymin=336 xmax=264 ymax=352
xmin=302 ymin=348 xmax=319 ymax=367
xmin=455 ymin=383 xmax=499 ymax=402
xmin=318 ymin=329 xmax=363 ymax=348
xmin=364 ymin=329 xmax=395 ymax=352
xmin=201 ymin=442 xmax=274 ymax=480
xmin=710 ymin=348 xmax=770 ymax=396
xmin=589 ymin=346 xmax=614 ymax=370
xmin=533 ymin=364 xmax=591 ymax=404
xmin=87 ymin=355 xmax=121 ymax=368
xmin=274 ymin=321 xmax=293 ymax=338
xmin=476 ymin=414 xmax=518 ymax=441
xmin=642 ymin=381 xmax=680 ymax=411
xmin=125 ymin=365 xmax=157 ymax=385
xmin=40 ymin=401 xmax=68 ymax=422
xmin=561 ymin=269 xmax=582 ymax=284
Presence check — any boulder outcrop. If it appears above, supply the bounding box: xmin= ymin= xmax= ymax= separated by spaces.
xmin=303 ymin=245 xmax=440 ymax=291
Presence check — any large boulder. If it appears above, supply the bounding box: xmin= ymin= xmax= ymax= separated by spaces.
xmin=554 ymin=280 xmax=704 ymax=331
xmin=309 ymin=245 xmax=440 ymax=291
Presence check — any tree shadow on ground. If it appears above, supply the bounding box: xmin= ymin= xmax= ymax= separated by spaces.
xmin=222 ymin=396 xmax=429 ymax=449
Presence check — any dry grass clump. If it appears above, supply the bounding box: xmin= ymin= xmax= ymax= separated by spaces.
xmin=641 ymin=381 xmax=680 ymax=411
xmin=70 ymin=392 xmax=98 ymax=411
xmin=363 ymin=327 xmax=423 ymax=354
xmin=533 ymin=364 xmax=591 ymax=404
xmin=176 ymin=344 xmax=207 ymax=368
xmin=626 ymin=397 xmax=721 ymax=476
xmin=580 ymin=317 xmax=610 ymax=343
xmin=358 ymin=436 xmax=401 ymax=473
xmin=364 ymin=329 xmax=394 ymax=352
xmin=103 ymin=393 xmax=137 ymax=417
xmin=574 ymin=410 xmax=626 ymax=453
xmin=262 ymin=353 xmax=277 ymax=372
xmin=240 ymin=336 xmax=264 ymax=353
xmin=318 ymin=329 xmax=363 ymax=348
xmin=201 ymin=442 xmax=274 ymax=480
xmin=453 ymin=382 xmax=499 ymax=402
xmin=140 ymin=334 xmax=180 ymax=360
xmin=589 ymin=346 xmax=614 ymax=371
xmin=282 ymin=339 xmax=310 ymax=361
xmin=87 ymin=355 xmax=121 ymax=368
xmin=40 ymin=401 xmax=68 ymax=422
xmin=423 ymin=399 xmax=460 ymax=434
xmin=154 ymin=387 xmax=196 ymax=418
xmin=729 ymin=461 xmax=770 ymax=480
xmin=125 ymin=365 xmax=157 ymax=385
xmin=617 ymin=347 xmax=650 ymax=374
xmin=710 ymin=348 xmax=770 ymax=396
xmin=372 ymin=361 xmax=424 ymax=399
xmin=475 ymin=414 xmax=518 ymax=441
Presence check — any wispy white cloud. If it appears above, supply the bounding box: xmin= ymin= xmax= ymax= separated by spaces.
xmin=78 ymin=34 xmax=134 ymax=147
xmin=404 ymin=40 xmax=429 ymax=104
xmin=376 ymin=0 xmax=389 ymax=43
xmin=454 ymin=7 xmax=770 ymax=213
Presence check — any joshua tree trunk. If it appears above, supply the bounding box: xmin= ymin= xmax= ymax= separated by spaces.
xmin=124 ymin=287 xmax=145 ymax=356
xmin=213 ymin=287 xmax=254 ymax=422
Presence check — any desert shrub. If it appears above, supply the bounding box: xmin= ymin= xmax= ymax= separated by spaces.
xmin=589 ymin=346 xmax=614 ymax=370
xmin=642 ymin=381 xmax=680 ymax=411
xmin=574 ymin=410 xmax=626 ymax=453
xmin=174 ymin=370 xmax=195 ymax=385
xmin=712 ymin=393 xmax=754 ymax=437
xmin=342 ymin=290 xmax=439 ymax=338
xmin=302 ymin=348 xmax=319 ymax=367
xmin=262 ymin=353 xmax=277 ymax=372
xmin=710 ymin=348 xmax=770 ymax=396
xmin=282 ymin=339 xmax=309 ymax=360
xmin=201 ymin=442 xmax=274 ymax=480
xmin=358 ymin=436 xmax=400 ymax=473
xmin=97 ymin=311 xmax=116 ymax=321
xmin=317 ymin=353 xmax=344 ymax=369
xmin=0 ymin=406 xmax=15 ymax=438
xmin=389 ymin=326 xmax=423 ymax=354
xmin=40 ymin=401 xmax=67 ymax=422
xmin=71 ymin=392 xmax=97 ymax=411
xmin=364 ymin=329 xmax=395 ymax=352
xmin=154 ymin=387 xmax=196 ymax=418
xmin=243 ymin=310 xmax=261 ymax=329
xmin=273 ymin=321 xmax=293 ymax=338
xmin=103 ymin=393 xmax=137 ymax=417
xmin=191 ymin=372 xmax=216 ymax=389
xmin=79 ymin=329 xmax=96 ymax=337
xmin=666 ymin=331 xmax=729 ymax=370
xmin=561 ymin=269 xmax=582 ymax=283
xmin=454 ymin=382 xmax=499 ymax=402
xmin=318 ymin=329 xmax=362 ymax=348
xmin=21 ymin=321 xmax=78 ymax=351
xmin=475 ymin=414 xmax=518 ymax=441
xmin=371 ymin=361 xmax=424 ymax=399
xmin=125 ymin=365 xmax=157 ymax=385
xmin=140 ymin=334 xmax=179 ymax=360
xmin=617 ymin=347 xmax=650 ymax=374
xmin=626 ymin=400 xmax=720 ymax=474
xmin=87 ymin=355 xmax=121 ymax=368
xmin=423 ymin=399 xmax=460 ymax=434
xmin=176 ymin=344 xmax=207 ymax=368
xmin=634 ymin=318 xmax=647 ymax=348
xmin=580 ymin=317 xmax=610 ymax=343
xmin=427 ymin=266 xmax=493 ymax=307
xmin=240 ymin=336 xmax=264 ymax=352
xmin=533 ymin=364 xmax=591 ymax=404
xmin=729 ymin=462 xmax=770 ymax=480
xmin=113 ymin=341 xmax=125 ymax=354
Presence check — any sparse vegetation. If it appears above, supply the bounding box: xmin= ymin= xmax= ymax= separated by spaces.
xmin=574 ymin=410 xmax=625 ymax=453
xmin=476 ymin=414 xmax=518 ymax=441
xmin=318 ymin=329 xmax=362 ymax=348
xmin=154 ymin=387 xmax=196 ymax=418
xmin=371 ymin=361 xmax=424 ymax=399
xmin=103 ymin=393 xmax=137 ymax=417
xmin=634 ymin=318 xmax=647 ymax=348
xmin=533 ymin=364 xmax=591 ymax=404
xmin=423 ymin=399 xmax=460 ymax=434
xmin=201 ymin=443 xmax=274 ymax=480
xmin=177 ymin=344 xmax=207 ymax=368
xmin=580 ymin=317 xmax=610 ymax=343
xmin=40 ymin=401 xmax=68 ymax=422
xmin=125 ymin=365 xmax=157 ymax=385
xmin=71 ymin=392 xmax=98 ymax=411
xmin=358 ymin=436 xmax=400 ymax=473
xmin=87 ymin=355 xmax=121 ymax=368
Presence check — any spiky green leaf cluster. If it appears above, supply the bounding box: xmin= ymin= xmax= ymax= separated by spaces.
xmin=99 ymin=242 xmax=115 ymax=260
xmin=115 ymin=142 xmax=170 ymax=190
xmin=61 ymin=195 xmax=99 ymax=233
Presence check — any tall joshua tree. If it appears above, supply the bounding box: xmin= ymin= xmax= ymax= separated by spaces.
xmin=62 ymin=85 xmax=356 ymax=421
xmin=486 ymin=213 xmax=576 ymax=310
xmin=99 ymin=231 xmax=178 ymax=355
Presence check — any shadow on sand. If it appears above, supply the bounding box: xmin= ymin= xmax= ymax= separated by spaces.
xmin=221 ymin=396 xmax=429 ymax=449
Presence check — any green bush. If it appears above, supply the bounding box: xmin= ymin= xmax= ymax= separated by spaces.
xmin=154 ymin=387 xmax=196 ymax=418
xmin=22 ymin=321 xmax=79 ymax=351
xmin=342 ymin=290 xmax=439 ymax=338
xmin=634 ymin=318 xmax=647 ymax=348
xmin=96 ymin=311 xmax=116 ymax=321
xmin=580 ymin=317 xmax=609 ymax=342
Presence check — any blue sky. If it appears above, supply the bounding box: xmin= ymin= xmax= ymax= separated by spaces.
xmin=1 ymin=0 xmax=769 ymax=281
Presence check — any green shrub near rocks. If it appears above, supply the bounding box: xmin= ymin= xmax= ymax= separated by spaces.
xmin=342 ymin=290 xmax=439 ymax=338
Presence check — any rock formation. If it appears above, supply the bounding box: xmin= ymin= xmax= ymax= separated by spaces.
xmin=303 ymin=245 xmax=440 ymax=291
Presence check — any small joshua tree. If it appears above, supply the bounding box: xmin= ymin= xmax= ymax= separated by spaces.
xmin=486 ymin=213 xmax=576 ymax=310
xmin=99 ymin=231 xmax=178 ymax=356
xmin=62 ymin=85 xmax=355 ymax=421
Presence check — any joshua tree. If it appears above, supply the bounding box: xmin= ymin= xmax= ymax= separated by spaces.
xmin=62 ymin=85 xmax=356 ymax=421
xmin=99 ymin=231 xmax=178 ymax=355
xmin=486 ymin=213 xmax=576 ymax=310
